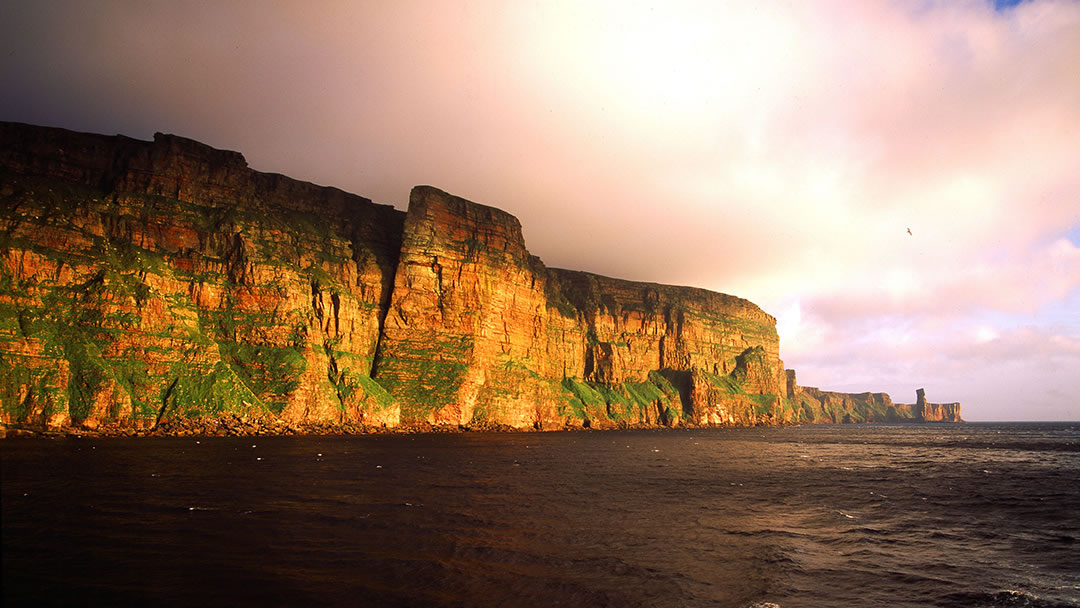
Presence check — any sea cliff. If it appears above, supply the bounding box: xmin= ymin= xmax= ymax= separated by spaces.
xmin=0 ymin=122 xmax=961 ymax=435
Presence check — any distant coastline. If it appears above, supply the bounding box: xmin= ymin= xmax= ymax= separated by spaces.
xmin=0 ymin=122 xmax=959 ymax=436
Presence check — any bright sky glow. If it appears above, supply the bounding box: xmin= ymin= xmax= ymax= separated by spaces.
xmin=2 ymin=0 xmax=1078 ymax=419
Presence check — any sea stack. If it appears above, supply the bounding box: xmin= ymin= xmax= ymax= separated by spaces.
xmin=0 ymin=122 xmax=961 ymax=434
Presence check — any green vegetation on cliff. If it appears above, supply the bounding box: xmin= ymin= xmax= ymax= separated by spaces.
xmin=0 ymin=122 xmax=959 ymax=433
xmin=0 ymin=125 xmax=405 ymax=430
xmin=371 ymin=335 xmax=472 ymax=422
xmin=558 ymin=373 xmax=683 ymax=427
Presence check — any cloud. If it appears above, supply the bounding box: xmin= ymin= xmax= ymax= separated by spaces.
xmin=795 ymin=236 xmax=1080 ymax=326
xmin=787 ymin=318 xmax=1080 ymax=420
xmin=2 ymin=0 xmax=1079 ymax=418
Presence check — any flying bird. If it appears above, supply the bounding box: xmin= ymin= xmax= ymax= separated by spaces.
xmin=907 ymin=227 xmax=913 ymax=236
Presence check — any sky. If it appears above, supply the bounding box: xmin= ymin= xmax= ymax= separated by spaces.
xmin=2 ymin=0 xmax=1078 ymax=420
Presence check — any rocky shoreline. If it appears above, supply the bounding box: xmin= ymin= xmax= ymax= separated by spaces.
xmin=1 ymin=122 xmax=960 ymax=431
xmin=1 ymin=417 xmax=516 ymax=439
xmin=2 ymin=416 xmax=965 ymax=439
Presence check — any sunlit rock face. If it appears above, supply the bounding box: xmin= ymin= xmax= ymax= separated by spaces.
xmin=371 ymin=185 xmax=792 ymax=429
xmin=789 ymin=385 xmax=899 ymax=424
xmin=371 ymin=185 xmax=564 ymax=428
xmin=0 ymin=122 xmax=403 ymax=431
xmin=0 ymin=122 xmax=959 ymax=434
xmin=898 ymin=388 xmax=963 ymax=422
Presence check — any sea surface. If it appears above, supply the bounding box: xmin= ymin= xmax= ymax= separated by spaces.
xmin=3 ymin=423 xmax=1078 ymax=607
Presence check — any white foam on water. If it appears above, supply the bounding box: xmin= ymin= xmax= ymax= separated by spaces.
xmin=1000 ymin=588 xmax=1038 ymax=597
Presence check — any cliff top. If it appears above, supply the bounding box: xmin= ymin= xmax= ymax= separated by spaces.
xmin=549 ymin=268 xmax=774 ymax=323
xmin=0 ymin=120 xmax=402 ymax=222
xmin=2 ymin=120 xmax=765 ymax=320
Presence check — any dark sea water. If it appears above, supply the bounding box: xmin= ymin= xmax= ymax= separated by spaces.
xmin=3 ymin=423 xmax=1079 ymax=607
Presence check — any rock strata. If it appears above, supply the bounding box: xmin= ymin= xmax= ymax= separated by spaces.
xmin=0 ymin=122 xmax=961 ymax=434
xmin=892 ymin=388 xmax=963 ymax=423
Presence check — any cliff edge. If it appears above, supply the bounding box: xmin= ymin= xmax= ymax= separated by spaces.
xmin=0 ymin=122 xmax=960 ymax=434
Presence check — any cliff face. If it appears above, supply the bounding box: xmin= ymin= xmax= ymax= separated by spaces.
xmin=786 ymin=379 xmax=962 ymax=424
xmin=1 ymin=122 xmax=403 ymax=432
xmin=370 ymin=186 xmax=789 ymax=429
xmin=370 ymin=185 xmax=564 ymax=428
xmin=892 ymin=388 xmax=962 ymax=423
xmin=0 ymin=123 xmax=960 ymax=434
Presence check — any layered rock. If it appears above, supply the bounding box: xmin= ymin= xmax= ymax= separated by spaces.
xmin=791 ymin=386 xmax=900 ymax=424
xmin=786 ymin=377 xmax=963 ymax=424
xmin=0 ymin=122 xmax=960 ymax=434
xmin=895 ymin=388 xmax=963 ymax=423
xmin=1 ymin=122 xmax=403 ymax=431
xmin=370 ymin=186 xmax=792 ymax=429
xmin=371 ymin=186 xmax=564 ymax=428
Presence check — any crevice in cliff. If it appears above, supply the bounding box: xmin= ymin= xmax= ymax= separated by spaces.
xmin=432 ymin=257 xmax=445 ymax=312
xmin=0 ymin=122 xmax=962 ymax=432
xmin=223 ymin=232 xmax=249 ymax=285
xmin=330 ymin=293 xmax=340 ymax=334
xmin=658 ymin=370 xmax=693 ymax=418
xmin=311 ymin=279 xmax=325 ymax=325
xmin=154 ymin=378 xmax=179 ymax=430
xmin=326 ymin=344 xmax=347 ymax=411
xmin=367 ymin=260 xmax=397 ymax=380
xmin=348 ymin=208 xmax=405 ymax=380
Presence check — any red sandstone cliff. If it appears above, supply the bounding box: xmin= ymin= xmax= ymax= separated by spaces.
xmin=892 ymin=388 xmax=963 ymax=423
xmin=0 ymin=122 xmax=960 ymax=434
xmin=370 ymin=186 xmax=790 ymax=429
xmin=1 ymin=122 xmax=403 ymax=432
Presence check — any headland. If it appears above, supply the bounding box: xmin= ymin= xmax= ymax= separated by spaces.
xmin=0 ymin=122 xmax=961 ymax=436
